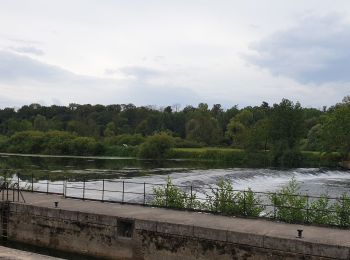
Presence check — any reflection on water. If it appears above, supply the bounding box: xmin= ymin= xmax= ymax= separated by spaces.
xmin=0 ymin=154 xmax=349 ymax=200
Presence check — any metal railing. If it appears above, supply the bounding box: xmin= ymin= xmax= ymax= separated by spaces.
xmin=0 ymin=182 xmax=26 ymax=203
xmin=12 ymin=175 xmax=350 ymax=228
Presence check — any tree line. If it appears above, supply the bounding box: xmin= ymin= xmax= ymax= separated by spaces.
xmin=0 ymin=97 xmax=348 ymax=165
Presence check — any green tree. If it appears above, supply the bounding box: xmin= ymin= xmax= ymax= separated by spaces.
xmin=138 ymin=132 xmax=174 ymax=159
xmin=268 ymin=99 xmax=305 ymax=166
xmin=321 ymin=101 xmax=350 ymax=159
xmin=33 ymin=115 xmax=49 ymax=131
xmin=104 ymin=122 xmax=116 ymax=137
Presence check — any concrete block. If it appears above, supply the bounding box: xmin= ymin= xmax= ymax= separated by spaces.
xmin=135 ymin=220 xmax=157 ymax=232
xmin=157 ymin=223 xmax=193 ymax=237
xmin=263 ymin=236 xmax=349 ymax=260
xmin=193 ymin=226 xmax=227 ymax=242
xmin=59 ymin=209 xmax=78 ymax=221
xmin=226 ymin=231 xmax=264 ymax=247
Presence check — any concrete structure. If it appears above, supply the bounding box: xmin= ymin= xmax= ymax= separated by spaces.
xmin=0 ymin=245 xmax=63 ymax=260
xmin=1 ymin=192 xmax=350 ymax=259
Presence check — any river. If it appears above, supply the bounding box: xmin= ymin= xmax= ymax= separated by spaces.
xmin=0 ymin=153 xmax=349 ymax=202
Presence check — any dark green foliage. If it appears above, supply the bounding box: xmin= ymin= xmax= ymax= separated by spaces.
xmin=0 ymin=97 xmax=347 ymax=164
xmin=138 ymin=132 xmax=174 ymax=159
xmin=321 ymin=102 xmax=350 ymax=159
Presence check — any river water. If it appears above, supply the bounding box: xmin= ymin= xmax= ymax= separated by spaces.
xmin=0 ymin=154 xmax=349 ymax=202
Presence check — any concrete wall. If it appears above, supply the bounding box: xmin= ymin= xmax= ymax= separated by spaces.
xmin=1 ymin=202 xmax=348 ymax=260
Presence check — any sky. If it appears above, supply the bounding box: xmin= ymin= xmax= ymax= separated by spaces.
xmin=0 ymin=0 xmax=349 ymax=109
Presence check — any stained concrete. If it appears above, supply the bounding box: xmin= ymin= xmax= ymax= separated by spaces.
xmin=0 ymin=245 xmax=63 ymax=260
xmin=2 ymin=191 xmax=350 ymax=259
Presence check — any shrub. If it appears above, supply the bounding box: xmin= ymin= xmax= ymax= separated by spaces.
xmin=334 ymin=193 xmax=350 ymax=227
xmin=308 ymin=195 xmax=335 ymax=225
xmin=152 ymin=177 xmax=199 ymax=209
xmin=271 ymin=177 xmax=307 ymax=223
xmin=138 ymin=132 xmax=174 ymax=159
xmin=205 ymin=179 xmax=263 ymax=217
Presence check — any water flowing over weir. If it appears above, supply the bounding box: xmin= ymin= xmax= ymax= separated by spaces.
xmin=14 ymin=168 xmax=350 ymax=203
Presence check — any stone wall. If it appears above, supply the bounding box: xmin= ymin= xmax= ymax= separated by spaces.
xmin=0 ymin=202 xmax=348 ymax=259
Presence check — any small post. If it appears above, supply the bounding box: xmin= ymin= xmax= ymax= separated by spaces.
xmin=83 ymin=179 xmax=86 ymax=200
xmin=54 ymin=201 xmax=59 ymax=208
xmin=297 ymin=229 xmax=303 ymax=238
xmin=46 ymin=179 xmax=49 ymax=194
xmin=102 ymin=179 xmax=105 ymax=202
xmin=143 ymin=182 xmax=146 ymax=205
xmin=62 ymin=179 xmax=64 ymax=196
xmin=122 ymin=181 xmax=125 ymax=203
xmin=31 ymin=174 xmax=34 ymax=192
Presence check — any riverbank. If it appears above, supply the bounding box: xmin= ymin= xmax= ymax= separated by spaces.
xmin=0 ymin=148 xmax=343 ymax=168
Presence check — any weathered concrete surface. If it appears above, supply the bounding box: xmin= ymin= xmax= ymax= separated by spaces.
xmin=0 ymin=245 xmax=63 ymax=260
xmin=2 ymin=192 xmax=350 ymax=259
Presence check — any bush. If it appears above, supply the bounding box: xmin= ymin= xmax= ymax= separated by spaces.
xmin=7 ymin=131 xmax=45 ymax=154
xmin=308 ymin=195 xmax=335 ymax=225
xmin=69 ymin=137 xmax=104 ymax=156
xmin=152 ymin=177 xmax=199 ymax=209
xmin=271 ymin=177 xmax=307 ymax=223
xmin=205 ymin=179 xmax=263 ymax=217
xmin=334 ymin=193 xmax=350 ymax=227
xmin=138 ymin=132 xmax=174 ymax=159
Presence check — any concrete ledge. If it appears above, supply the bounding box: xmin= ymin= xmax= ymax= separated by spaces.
xmin=263 ymin=236 xmax=350 ymax=259
xmin=227 ymin=230 xmax=264 ymax=247
xmin=193 ymin=226 xmax=227 ymax=241
xmin=157 ymin=222 xmax=194 ymax=237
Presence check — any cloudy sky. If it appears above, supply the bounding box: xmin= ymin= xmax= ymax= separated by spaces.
xmin=0 ymin=0 xmax=349 ymax=109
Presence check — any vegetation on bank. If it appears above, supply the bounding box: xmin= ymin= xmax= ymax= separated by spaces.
xmin=0 ymin=97 xmax=349 ymax=166
xmin=152 ymin=177 xmax=350 ymax=227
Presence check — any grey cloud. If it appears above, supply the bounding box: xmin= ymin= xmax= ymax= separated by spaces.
xmin=119 ymin=66 xmax=162 ymax=80
xmin=0 ymin=50 xmax=73 ymax=83
xmin=9 ymin=46 xmax=44 ymax=56
xmin=0 ymin=51 xmax=202 ymax=106
xmin=246 ymin=14 xmax=350 ymax=84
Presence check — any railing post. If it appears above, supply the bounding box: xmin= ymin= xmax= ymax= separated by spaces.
xmin=83 ymin=179 xmax=86 ymax=200
xmin=143 ymin=182 xmax=146 ymax=205
xmin=190 ymin=185 xmax=193 ymax=209
xmin=31 ymin=174 xmax=34 ymax=192
xmin=166 ymin=182 xmax=169 ymax=208
xmin=122 ymin=181 xmax=125 ymax=203
xmin=341 ymin=197 xmax=345 ymax=227
xmin=17 ymin=175 xmax=20 ymax=201
xmin=273 ymin=192 xmax=276 ymax=219
xmin=243 ymin=190 xmax=247 ymax=216
xmin=64 ymin=178 xmax=67 ymax=198
xmin=306 ymin=195 xmax=309 ymax=224
xmin=46 ymin=179 xmax=49 ymax=194
xmin=6 ymin=182 xmax=9 ymax=201
xmin=102 ymin=179 xmax=105 ymax=202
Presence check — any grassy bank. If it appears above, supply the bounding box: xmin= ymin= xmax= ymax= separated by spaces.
xmin=168 ymin=148 xmax=342 ymax=168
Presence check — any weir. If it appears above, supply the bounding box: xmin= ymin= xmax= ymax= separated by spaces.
xmin=0 ymin=191 xmax=350 ymax=260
